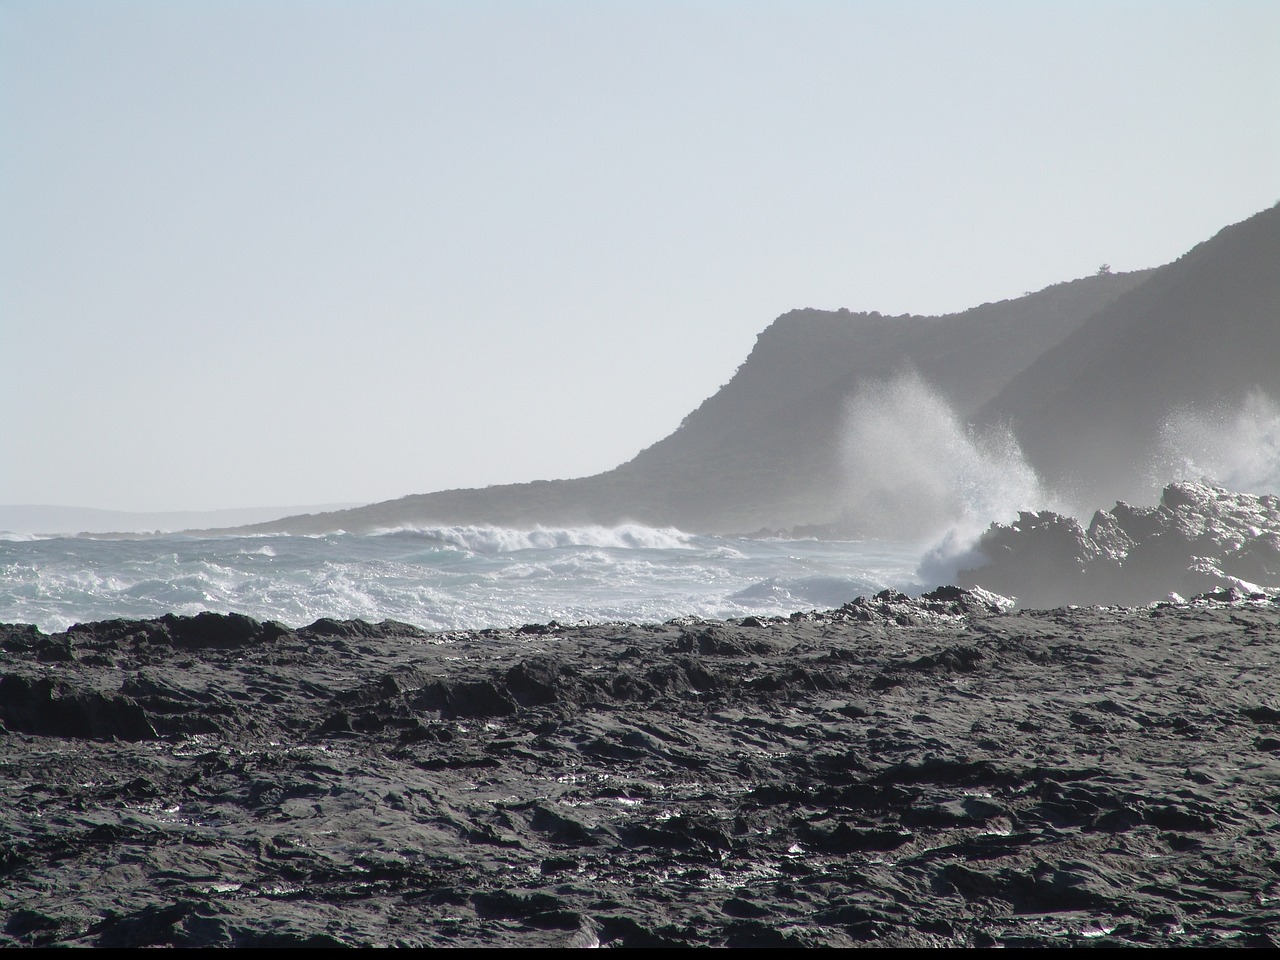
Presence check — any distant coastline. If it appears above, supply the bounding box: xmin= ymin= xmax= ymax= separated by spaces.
xmin=0 ymin=503 xmax=362 ymax=538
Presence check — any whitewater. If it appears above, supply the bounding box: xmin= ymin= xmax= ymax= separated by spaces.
xmin=0 ymin=524 xmax=928 ymax=635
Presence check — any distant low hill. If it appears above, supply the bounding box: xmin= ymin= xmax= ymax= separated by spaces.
xmin=211 ymin=204 xmax=1278 ymax=540
xmin=0 ymin=504 xmax=360 ymax=537
xmin=217 ymin=271 xmax=1151 ymax=538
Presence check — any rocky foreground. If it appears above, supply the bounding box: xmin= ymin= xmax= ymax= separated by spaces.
xmin=3 ymin=589 xmax=1280 ymax=947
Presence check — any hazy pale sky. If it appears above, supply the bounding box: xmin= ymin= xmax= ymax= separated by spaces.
xmin=2 ymin=0 xmax=1277 ymax=512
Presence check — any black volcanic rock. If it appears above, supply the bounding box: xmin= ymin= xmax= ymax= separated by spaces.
xmin=4 ymin=592 xmax=1280 ymax=946
xmin=0 ymin=674 xmax=156 ymax=741
xmin=958 ymin=481 xmax=1280 ymax=607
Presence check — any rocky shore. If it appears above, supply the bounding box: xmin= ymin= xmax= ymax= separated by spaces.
xmin=3 ymin=589 xmax=1280 ymax=947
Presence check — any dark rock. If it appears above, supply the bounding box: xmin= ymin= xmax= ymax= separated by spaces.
xmin=539 ymin=856 xmax=578 ymax=874
xmin=723 ymin=918 xmax=802 ymax=948
xmin=471 ymin=890 xmax=567 ymax=921
xmin=796 ymin=820 xmax=913 ymax=853
xmin=95 ymin=901 xmax=195 ymax=948
xmin=909 ymin=645 xmax=984 ymax=673
xmin=4 ymin=908 xmax=59 ymax=942
xmin=407 ymin=679 xmax=518 ymax=719
xmin=721 ymin=896 xmax=769 ymax=919
xmin=959 ymin=482 xmax=1280 ymax=607
xmin=2 ymin=596 xmax=1278 ymax=947
xmin=0 ymin=624 xmax=42 ymax=652
xmin=504 ymin=658 xmax=576 ymax=707
xmin=527 ymin=805 xmax=598 ymax=846
xmin=667 ymin=626 xmax=777 ymax=656
xmin=159 ymin=612 xmax=289 ymax=649
xmin=0 ymin=675 xmax=156 ymax=741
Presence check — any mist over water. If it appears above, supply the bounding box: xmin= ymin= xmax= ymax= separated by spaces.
xmin=1154 ymin=390 xmax=1280 ymax=496
xmin=839 ymin=373 xmax=1059 ymax=585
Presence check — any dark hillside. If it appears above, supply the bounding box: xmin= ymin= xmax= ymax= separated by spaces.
xmin=224 ymin=271 xmax=1149 ymax=537
xmin=612 ymin=271 xmax=1152 ymax=533
xmin=979 ymin=203 xmax=1280 ymax=510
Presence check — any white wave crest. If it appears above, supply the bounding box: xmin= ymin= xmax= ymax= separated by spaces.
xmin=367 ymin=522 xmax=697 ymax=553
xmin=0 ymin=529 xmax=926 ymax=634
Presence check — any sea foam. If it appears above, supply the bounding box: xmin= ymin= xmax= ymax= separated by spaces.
xmin=841 ymin=372 xmax=1053 ymax=539
xmin=0 ymin=527 xmax=924 ymax=634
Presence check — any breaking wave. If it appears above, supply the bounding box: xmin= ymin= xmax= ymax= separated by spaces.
xmin=366 ymin=523 xmax=696 ymax=553
xmin=0 ymin=528 xmax=925 ymax=634
xmin=839 ymin=373 xmax=1059 ymax=584
xmin=841 ymin=373 xmax=1054 ymax=538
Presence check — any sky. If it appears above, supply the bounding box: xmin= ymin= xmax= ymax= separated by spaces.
xmin=2 ymin=0 xmax=1277 ymax=513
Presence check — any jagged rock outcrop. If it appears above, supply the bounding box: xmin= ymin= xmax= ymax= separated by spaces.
xmin=958 ymin=481 xmax=1280 ymax=607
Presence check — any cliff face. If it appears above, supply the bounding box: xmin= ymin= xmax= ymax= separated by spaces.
xmin=609 ymin=271 xmax=1152 ymax=533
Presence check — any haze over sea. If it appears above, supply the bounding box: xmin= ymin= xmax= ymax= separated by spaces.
xmin=0 ymin=527 xmax=924 ymax=636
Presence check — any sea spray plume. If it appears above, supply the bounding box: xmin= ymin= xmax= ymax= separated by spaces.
xmin=837 ymin=372 xmax=1058 ymax=583
xmin=1154 ymin=390 xmax=1280 ymax=496
xmin=841 ymin=373 xmax=1053 ymax=535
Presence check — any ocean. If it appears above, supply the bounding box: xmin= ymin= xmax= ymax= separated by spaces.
xmin=0 ymin=524 xmax=928 ymax=635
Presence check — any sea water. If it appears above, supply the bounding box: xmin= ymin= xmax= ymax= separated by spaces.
xmin=0 ymin=525 xmax=928 ymax=634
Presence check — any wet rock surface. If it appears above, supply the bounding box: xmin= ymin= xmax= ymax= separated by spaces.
xmin=3 ymin=589 xmax=1280 ymax=947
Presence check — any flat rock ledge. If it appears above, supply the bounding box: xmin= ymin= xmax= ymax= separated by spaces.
xmin=3 ymin=589 xmax=1280 ymax=947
